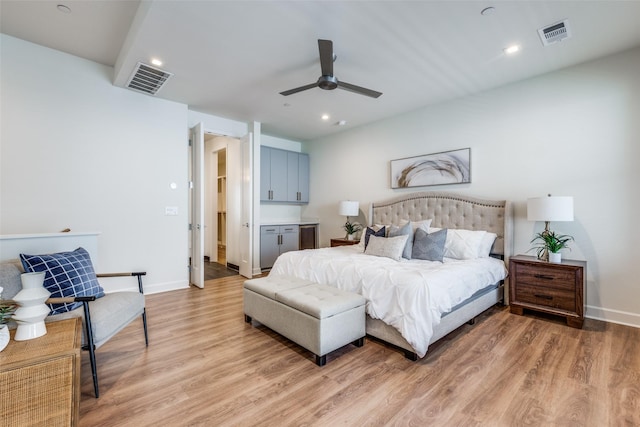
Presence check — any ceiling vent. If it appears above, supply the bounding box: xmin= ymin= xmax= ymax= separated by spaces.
xmin=538 ymin=19 xmax=571 ymax=46
xmin=126 ymin=62 xmax=173 ymax=95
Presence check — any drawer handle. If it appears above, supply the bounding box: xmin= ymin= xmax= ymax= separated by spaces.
xmin=534 ymin=294 xmax=553 ymax=300
xmin=534 ymin=274 xmax=554 ymax=280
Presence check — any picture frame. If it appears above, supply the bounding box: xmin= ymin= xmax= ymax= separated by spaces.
xmin=390 ymin=148 xmax=471 ymax=189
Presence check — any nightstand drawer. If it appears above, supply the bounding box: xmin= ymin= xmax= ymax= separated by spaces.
xmin=513 ymin=284 xmax=576 ymax=312
xmin=513 ymin=264 xmax=575 ymax=290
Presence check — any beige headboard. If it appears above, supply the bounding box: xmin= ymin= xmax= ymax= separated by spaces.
xmin=370 ymin=191 xmax=513 ymax=258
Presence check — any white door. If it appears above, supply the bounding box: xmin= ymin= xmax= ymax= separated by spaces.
xmin=190 ymin=123 xmax=205 ymax=288
xmin=239 ymin=133 xmax=253 ymax=278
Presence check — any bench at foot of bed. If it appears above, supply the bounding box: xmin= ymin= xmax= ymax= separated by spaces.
xmin=243 ymin=275 xmax=366 ymax=366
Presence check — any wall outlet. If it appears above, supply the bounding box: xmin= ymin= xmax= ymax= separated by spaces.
xmin=165 ymin=206 xmax=178 ymax=216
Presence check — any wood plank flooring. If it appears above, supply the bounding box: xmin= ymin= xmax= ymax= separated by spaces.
xmin=79 ymin=275 xmax=640 ymax=426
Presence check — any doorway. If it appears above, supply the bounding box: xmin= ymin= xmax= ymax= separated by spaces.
xmin=204 ymin=134 xmax=239 ymax=280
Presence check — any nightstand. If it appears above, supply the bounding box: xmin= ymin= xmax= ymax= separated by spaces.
xmin=330 ymin=238 xmax=360 ymax=247
xmin=509 ymin=255 xmax=586 ymax=328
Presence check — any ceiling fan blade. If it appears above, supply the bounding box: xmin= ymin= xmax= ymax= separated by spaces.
xmin=280 ymin=82 xmax=318 ymax=96
xmin=318 ymin=39 xmax=334 ymax=77
xmin=337 ymin=81 xmax=383 ymax=98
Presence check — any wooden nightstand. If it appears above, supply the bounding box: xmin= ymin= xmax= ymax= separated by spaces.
xmin=330 ymin=238 xmax=360 ymax=247
xmin=509 ymin=255 xmax=586 ymax=328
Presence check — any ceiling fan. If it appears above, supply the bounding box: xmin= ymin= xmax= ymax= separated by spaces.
xmin=280 ymin=39 xmax=382 ymax=99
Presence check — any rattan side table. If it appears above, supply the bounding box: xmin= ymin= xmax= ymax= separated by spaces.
xmin=0 ymin=318 xmax=82 ymax=426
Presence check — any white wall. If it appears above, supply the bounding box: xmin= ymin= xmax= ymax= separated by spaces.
xmin=304 ymin=47 xmax=640 ymax=328
xmin=0 ymin=34 xmax=190 ymax=293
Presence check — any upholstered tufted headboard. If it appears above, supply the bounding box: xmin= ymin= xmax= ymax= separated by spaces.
xmin=371 ymin=192 xmax=513 ymax=258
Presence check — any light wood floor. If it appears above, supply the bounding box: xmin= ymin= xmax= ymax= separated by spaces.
xmin=79 ymin=275 xmax=640 ymax=426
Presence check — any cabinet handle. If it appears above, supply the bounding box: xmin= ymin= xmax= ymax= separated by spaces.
xmin=534 ymin=274 xmax=554 ymax=280
xmin=269 ymin=190 xmax=273 ymax=200
xmin=297 ymin=191 xmax=301 ymax=201
xmin=534 ymin=294 xmax=553 ymax=300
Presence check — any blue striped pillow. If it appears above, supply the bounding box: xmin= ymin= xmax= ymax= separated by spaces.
xmin=20 ymin=247 xmax=104 ymax=315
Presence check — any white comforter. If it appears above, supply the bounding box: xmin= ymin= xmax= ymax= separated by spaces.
xmin=270 ymin=246 xmax=508 ymax=357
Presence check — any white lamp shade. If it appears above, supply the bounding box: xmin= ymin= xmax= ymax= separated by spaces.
xmin=527 ymin=196 xmax=574 ymax=222
xmin=339 ymin=200 xmax=359 ymax=216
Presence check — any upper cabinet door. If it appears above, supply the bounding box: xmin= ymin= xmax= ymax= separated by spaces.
xmin=269 ymin=149 xmax=288 ymax=201
xmin=297 ymin=153 xmax=309 ymax=203
xmin=286 ymin=151 xmax=300 ymax=202
xmin=260 ymin=146 xmax=271 ymax=201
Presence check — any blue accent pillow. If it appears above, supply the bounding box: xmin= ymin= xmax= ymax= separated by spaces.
xmin=412 ymin=228 xmax=448 ymax=262
xmin=364 ymin=226 xmax=386 ymax=249
xmin=389 ymin=222 xmax=414 ymax=259
xmin=20 ymin=247 xmax=105 ymax=315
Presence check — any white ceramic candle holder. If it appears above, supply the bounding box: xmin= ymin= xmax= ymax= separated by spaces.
xmin=12 ymin=272 xmax=51 ymax=341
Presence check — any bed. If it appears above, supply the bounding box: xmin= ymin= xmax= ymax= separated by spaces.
xmin=270 ymin=191 xmax=513 ymax=359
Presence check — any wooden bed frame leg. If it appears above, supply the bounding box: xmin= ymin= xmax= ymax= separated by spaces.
xmin=315 ymin=355 xmax=326 ymax=366
xmin=353 ymin=337 xmax=364 ymax=347
xmin=404 ymin=350 xmax=418 ymax=361
xmin=244 ymin=314 xmax=252 ymax=324
xmin=467 ymin=317 xmax=476 ymax=325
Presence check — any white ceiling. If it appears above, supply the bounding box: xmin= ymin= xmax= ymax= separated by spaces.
xmin=3 ymin=1 xmax=640 ymax=141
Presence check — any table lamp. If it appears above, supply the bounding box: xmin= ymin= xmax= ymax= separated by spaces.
xmin=339 ymin=200 xmax=360 ymax=239
xmin=527 ymin=194 xmax=574 ymax=260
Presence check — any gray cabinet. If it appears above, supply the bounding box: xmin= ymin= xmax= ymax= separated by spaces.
xmin=261 ymin=146 xmax=309 ymax=204
xmin=260 ymin=225 xmax=299 ymax=269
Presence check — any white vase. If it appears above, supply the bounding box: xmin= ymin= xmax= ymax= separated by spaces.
xmin=548 ymin=252 xmax=562 ymax=263
xmin=12 ymin=272 xmax=51 ymax=341
xmin=347 ymin=234 xmax=355 ymax=241
xmin=0 ymin=325 xmax=9 ymax=352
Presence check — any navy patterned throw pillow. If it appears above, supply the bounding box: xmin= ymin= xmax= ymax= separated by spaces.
xmin=364 ymin=226 xmax=386 ymax=249
xmin=20 ymin=247 xmax=105 ymax=315
xmin=412 ymin=228 xmax=448 ymax=262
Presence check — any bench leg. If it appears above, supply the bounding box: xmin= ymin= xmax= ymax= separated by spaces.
xmin=315 ymin=354 xmax=326 ymax=366
xmin=244 ymin=314 xmax=252 ymax=324
xmin=142 ymin=309 xmax=149 ymax=346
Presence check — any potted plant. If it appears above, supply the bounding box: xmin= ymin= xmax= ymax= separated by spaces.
xmin=0 ymin=287 xmax=18 ymax=352
xmin=343 ymin=221 xmax=362 ymax=240
xmin=529 ymin=230 xmax=574 ymax=263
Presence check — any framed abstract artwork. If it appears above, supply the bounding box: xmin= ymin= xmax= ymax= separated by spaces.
xmin=390 ymin=148 xmax=471 ymax=189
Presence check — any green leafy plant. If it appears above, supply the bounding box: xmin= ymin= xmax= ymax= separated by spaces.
xmin=529 ymin=230 xmax=574 ymax=258
xmin=343 ymin=221 xmax=362 ymax=237
xmin=0 ymin=301 xmax=17 ymax=325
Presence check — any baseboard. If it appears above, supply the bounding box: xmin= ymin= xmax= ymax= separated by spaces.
xmin=586 ymin=305 xmax=640 ymax=328
xmin=145 ymin=280 xmax=189 ymax=294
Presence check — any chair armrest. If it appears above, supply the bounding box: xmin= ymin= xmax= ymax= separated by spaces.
xmin=47 ymin=296 xmax=96 ymax=305
xmin=96 ymin=272 xmax=146 ymax=278
xmin=96 ymin=272 xmax=146 ymax=294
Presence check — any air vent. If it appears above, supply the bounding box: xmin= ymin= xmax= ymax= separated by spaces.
xmin=126 ymin=62 xmax=173 ymax=95
xmin=538 ymin=19 xmax=571 ymax=46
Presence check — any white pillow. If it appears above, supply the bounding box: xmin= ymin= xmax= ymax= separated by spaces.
xmin=429 ymin=227 xmax=487 ymax=260
xmin=364 ymin=234 xmax=409 ymax=261
xmin=478 ymin=232 xmax=498 ymax=258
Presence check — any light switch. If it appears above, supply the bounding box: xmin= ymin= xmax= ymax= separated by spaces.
xmin=165 ymin=206 xmax=178 ymax=216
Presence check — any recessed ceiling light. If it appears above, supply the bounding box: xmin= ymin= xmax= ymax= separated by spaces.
xmin=151 ymin=58 xmax=163 ymax=66
xmin=56 ymin=4 xmax=71 ymax=13
xmin=337 ymin=120 xmax=347 ymax=126
xmin=480 ymin=6 xmax=495 ymax=16
xmin=321 ymin=114 xmax=330 ymax=121
xmin=504 ymin=45 xmax=520 ymax=55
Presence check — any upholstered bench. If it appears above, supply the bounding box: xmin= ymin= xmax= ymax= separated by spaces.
xmin=243 ymin=275 xmax=366 ymax=366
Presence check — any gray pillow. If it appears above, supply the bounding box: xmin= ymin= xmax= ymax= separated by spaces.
xmin=389 ymin=222 xmax=414 ymax=259
xmin=412 ymin=228 xmax=447 ymax=262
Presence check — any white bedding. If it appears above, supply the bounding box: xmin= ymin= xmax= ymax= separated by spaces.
xmin=270 ymin=246 xmax=508 ymax=357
